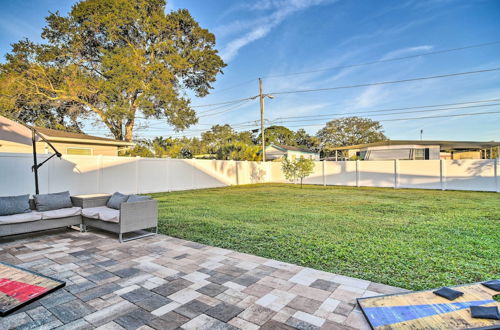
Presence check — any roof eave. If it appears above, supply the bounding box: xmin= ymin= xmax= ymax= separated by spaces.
xmin=332 ymin=140 xmax=500 ymax=150
xmin=270 ymin=143 xmax=317 ymax=154
xmin=41 ymin=135 xmax=135 ymax=147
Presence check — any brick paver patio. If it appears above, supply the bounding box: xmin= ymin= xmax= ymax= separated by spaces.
xmin=0 ymin=229 xmax=406 ymax=329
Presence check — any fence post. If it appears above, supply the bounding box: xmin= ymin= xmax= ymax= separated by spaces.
xmin=135 ymin=156 xmax=140 ymax=194
xmin=495 ymin=158 xmax=499 ymax=193
xmin=394 ymin=159 xmax=399 ymax=189
xmin=97 ymin=155 xmax=103 ymax=193
xmin=440 ymin=159 xmax=446 ymax=191
xmin=267 ymin=162 xmax=272 ymax=183
xmin=191 ymin=159 xmax=195 ymax=190
xmin=165 ymin=158 xmax=170 ymax=192
xmin=322 ymin=160 xmax=326 ymax=186
xmin=356 ymin=160 xmax=360 ymax=187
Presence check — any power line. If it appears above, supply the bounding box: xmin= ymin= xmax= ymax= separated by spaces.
xmin=133 ymin=98 xmax=254 ymax=120
xmin=202 ymin=40 xmax=500 ymax=94
xmin=272 ymin=102 xmax=500 ymax=124
xmin=198 ymin=99 xmax=256 ymax=118
xmin=110 ymin=46 xmax=500 ymax=119
xmin=85 ymin=99 xmax=500 ymax=135
xmin=354 ymin=110 xmax=500 ymax=122
xmin=269 ymin=67 xmax=500 ymax=95
xmin=138 ymin=98 xmax=500 ymax=129
xmin=281 ymin=110 xmax=500 ymax=128
xmin=261 ymin=41 xmax=500 ymax=79
xmin=135 ymin=98 xmax=255 ymax=120
xmin=206 ymin=79 xmax=256 ymax=95
xmin=136 ymin=121 xmax=256 ymax=131
xmin=191 ymin=96 xmax=256 ymax=108
xmin=90 ymin=109 xmax=500 ymax=138
xmin=197 ymin=99 xmax=251 ymax=115
xmin=272 ymin=98 xmax=500 ymax=121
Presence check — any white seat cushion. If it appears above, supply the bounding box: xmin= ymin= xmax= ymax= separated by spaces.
xmin=82 ymin=206 xmax=120 ymax=223
xmin=0 ymin=211 xmax=42 ymax=224
xmin=97 ymin=207 xmax=120 ymax=223
xmin=82 ymin=206 xmax=106 ymax=219
xmin=41 ymin=207 xmax=82 ymax=220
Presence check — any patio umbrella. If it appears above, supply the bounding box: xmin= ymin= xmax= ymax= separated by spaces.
xmin=0 ymin=115 xmax=61 ymax=194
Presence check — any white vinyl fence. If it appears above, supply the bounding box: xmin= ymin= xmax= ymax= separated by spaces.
xmin=0 ymin=153 xmax=270 ymax=196
xmin=269 ymin=159 xmax=500 ymax=192
xmin=0 ymin=153 xmax=498 ymax=196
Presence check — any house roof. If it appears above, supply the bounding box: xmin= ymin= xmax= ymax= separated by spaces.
xmin=332 ymin=140 xmax=500 ymax=150
xmin=269 ymin=143 xmax=318 ymax=154
xmin=35 ymin=127 xmax=134 ymax=147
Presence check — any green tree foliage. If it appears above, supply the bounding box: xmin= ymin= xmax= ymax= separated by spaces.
xmin=126 ymin=136 xmax=199 ymax=158
xmin=281 ymin=156 xmax=297 ymax=183
xmin=201 ymin=124 xmax=237 ymax=154
xmin=0 ymin=0 xmax=225 ymax=141
xmin=121 ymin=143 xmax=154 ymax=157
xmin=316 ymin=116 xmax=387 ymax=155
xmin=255 ymin=125 xmax=297 ymax=146
xmin=281 ymin=156 xmax=315 ymax=187
xmin=217 ymin=142 xmax=261 ymax=161
xmin=295 ymin=128 xmax=320 ymax=150
xmin=295 ymin=156 xmax=315 ymax=188
xmin=123 ymin=123 xmax=326 ymax=161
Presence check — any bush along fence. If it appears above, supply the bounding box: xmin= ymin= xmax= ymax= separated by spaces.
xmin=0 ymin=153 xmax=498 ymax=196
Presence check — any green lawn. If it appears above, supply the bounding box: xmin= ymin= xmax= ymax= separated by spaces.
xmin=151 ymin=184 xmax=499 ymax=290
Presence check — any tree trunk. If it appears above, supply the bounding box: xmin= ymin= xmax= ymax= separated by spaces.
xmin=124 ymin=96 xmax=139 ymax=142
xmin=125 ymin=117 xmax=135 ymax=142
xmin=300 ymin=177 xmax=303 ymax=188
xmin=105 ymin=121 xmax=123 ymax=141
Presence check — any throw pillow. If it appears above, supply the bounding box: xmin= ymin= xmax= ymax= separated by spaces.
xmin=107 ymin=192 xmax=129 ymax=209
xmin=33 ymin=191 xmax=72 ymax=212
xmin=0 ymin=194 xmax=31 ymax=216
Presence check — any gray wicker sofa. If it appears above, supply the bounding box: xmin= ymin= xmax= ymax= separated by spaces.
xmin=74 ymin=194 xmax=158 ymax=243
xmin=0 ymin=198 xmax=83 ymax=237
xmin=0 ymin=194 xmax=157 ymax=242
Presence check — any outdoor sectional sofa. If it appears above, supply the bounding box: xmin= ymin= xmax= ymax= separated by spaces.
xmin=76 ymin=194 xmax=158 ymax=242
xmin=0 ymin=192 xmax=157 ymax=242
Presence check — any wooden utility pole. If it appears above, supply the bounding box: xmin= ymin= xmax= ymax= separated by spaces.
xmin=259 ymin=78 xmax=266 ymax=162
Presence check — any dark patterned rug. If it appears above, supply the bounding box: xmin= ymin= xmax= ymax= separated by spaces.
xmin=0 ymin=262 xmax=65 ymax=316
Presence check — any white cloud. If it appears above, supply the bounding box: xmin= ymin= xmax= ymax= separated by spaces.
xmin=270 ymin=102 xmax=331 ymax=119
xmin=380 ymin=45 xmax=433 ymax=60
xmin=219 ymin=0 xmax=335 ymax=62
xmin=354 ymin=45 xmax=434 ymax=108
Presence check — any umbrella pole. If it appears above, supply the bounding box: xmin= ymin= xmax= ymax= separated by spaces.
xmin=32 ymin=128 xmax=39 ymax=195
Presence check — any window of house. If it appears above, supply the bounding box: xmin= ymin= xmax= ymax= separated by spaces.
xmin=67 ymin=147 xmax=93 ymax=156
xmin=414 ymin=148 xmax=430 ymax=160
xmin=356 ymin=151 xmax=367 ymax=160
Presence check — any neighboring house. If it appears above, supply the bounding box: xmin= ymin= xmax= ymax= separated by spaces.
xmin=331 ymin=140 xmax=500 ymax=161
xmin=0 ymin=116 xmax=133 ymax=156
xmin=264 ymin=143 xmax=320 ymax=161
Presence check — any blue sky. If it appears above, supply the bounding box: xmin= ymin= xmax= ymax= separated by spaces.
xmin=1 ymin=0 xmax=500 ymax=141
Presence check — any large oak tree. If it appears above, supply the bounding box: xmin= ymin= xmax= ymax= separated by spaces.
xmin=316 ymin=116 xmax=387 ymax=154
xmin=0 ymin=0 xmax=225 ymax=141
